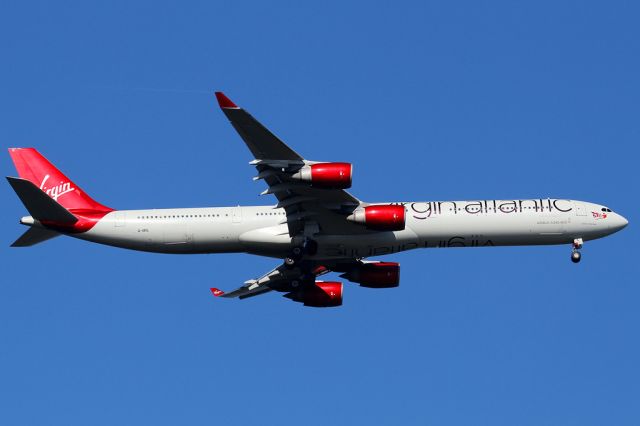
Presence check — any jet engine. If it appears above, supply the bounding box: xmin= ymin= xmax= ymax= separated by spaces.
xmin=291 ymin=163 xmax=352 ymax=189
xmin=346 ymin=205 xmax=405 ymax=231
xmin=285 ymin=281 xmax=343 ymax=307
xmin=341 ymin=262 xmax=400 ymax=288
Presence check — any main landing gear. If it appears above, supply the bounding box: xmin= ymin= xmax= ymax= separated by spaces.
xmin=284 ymin=238 xmax=319 ymax=268
xmin=284 ymin=256 xmax=298 ymax=267
xmin=571 ymin=238 xmax=583 ymax=264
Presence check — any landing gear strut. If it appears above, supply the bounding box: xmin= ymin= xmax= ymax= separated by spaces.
xmin=302 ymin=238 xmax=318 ymax=256
xmin=571 ymin=238 xmax=583 ymax=264
xmin=284 ymin=246 xmax=304 ymax=268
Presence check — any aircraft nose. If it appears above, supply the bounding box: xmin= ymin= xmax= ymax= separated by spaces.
xmin=620 ymin=215 xmax=629 ymax=228
xmin=610 ymin=213 xmax=629 ymax=232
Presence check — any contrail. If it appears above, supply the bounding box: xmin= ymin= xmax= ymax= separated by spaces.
xmin=90 ymin=85 xmax=212 ymax=94
xmin=129 ymin=87 xmax=212 ymax=94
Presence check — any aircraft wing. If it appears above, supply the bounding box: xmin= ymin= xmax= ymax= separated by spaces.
xmin=215 ymin=92 xmax=367 ymax=236
xmin=214 ymin=92 xmax=303 ymax=161
xmin=211 ymin=262 xmax=330 ymax=300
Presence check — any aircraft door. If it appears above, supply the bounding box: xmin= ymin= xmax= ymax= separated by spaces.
xmin=573 ymin=201 xmax=594 ymax=226
xmin=574 ymin=201 xmax=588 ymax=217
xmin=114 ymin=211 xmax=126 ymax=227
xmin=232 ymin=207 xmax=242 ymax=224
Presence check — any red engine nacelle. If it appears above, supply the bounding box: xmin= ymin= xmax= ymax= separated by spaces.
xmin=292 ymin=163 xmax=352 ymax=189
xmin=286 ymin=281 xmax=343 ymax=308
xmin=347 ymin=205 xmax=406 ymax=231
xmin=342 ymin=262 xmax=400 ymax=288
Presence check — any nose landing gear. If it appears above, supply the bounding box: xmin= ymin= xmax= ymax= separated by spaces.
xmin=571 ymin=238 xmax=583 ymax=263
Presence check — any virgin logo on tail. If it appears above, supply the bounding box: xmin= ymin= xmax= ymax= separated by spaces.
xmin=39 ymin=174 xmax=75 ymax=201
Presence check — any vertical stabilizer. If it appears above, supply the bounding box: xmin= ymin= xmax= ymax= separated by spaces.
xmin=8 ymin=148 xmax=111 ymax=212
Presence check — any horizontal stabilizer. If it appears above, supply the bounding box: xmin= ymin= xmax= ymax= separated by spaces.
xmin=6 ymin=177 xmax=77 ymax=223
xmin=11 ymin=227 xmax=60 ymax=247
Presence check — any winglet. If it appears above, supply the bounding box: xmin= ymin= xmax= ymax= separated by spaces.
xmin=210 ymin=288 xmax=225 ymax=297
xmin=214 ymin=92 xmax=239 ymax=109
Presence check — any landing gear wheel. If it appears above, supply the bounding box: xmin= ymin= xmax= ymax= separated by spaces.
xmin=571 ymin=238 xmax=583 ymax=264
xmin=571 ymin=251 xmax=582 ymax=263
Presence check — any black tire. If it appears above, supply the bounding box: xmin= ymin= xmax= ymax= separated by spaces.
xmin=571 ymin=251 xmax=581 ymax=263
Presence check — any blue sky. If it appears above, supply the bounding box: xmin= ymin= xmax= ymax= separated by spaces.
xmin=1 ymin=1 xmax=638 ymax=425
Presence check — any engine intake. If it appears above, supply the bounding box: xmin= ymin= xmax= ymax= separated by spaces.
xmin=285 ymin=281 xmax=343 ymax=307
xmin=347 ymin=205 xmax=406 ymax=231
xmin=292 ymin=163 xmax=352 ymax=189
xmin=341 ymin=262 xmax=400 ymax=288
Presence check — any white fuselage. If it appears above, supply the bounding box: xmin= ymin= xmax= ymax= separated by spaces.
xmin=67 ymin=198 xmax=627 ymax=260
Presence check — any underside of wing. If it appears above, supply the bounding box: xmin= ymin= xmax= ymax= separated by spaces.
xmin=210 ymin=259 xmax=402 ymax=307
xmin=211 ymin=284 xmax=272 ymax=300
xmin=210 ymin=262 xmax=337 ymax=306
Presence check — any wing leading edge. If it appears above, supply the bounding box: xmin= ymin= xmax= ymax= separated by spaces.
xmin=215 ymin=92 xmax=303 ymax=161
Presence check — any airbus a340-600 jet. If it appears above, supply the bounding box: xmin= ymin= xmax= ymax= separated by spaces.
xmin=7 ymin=93 xmax=628 ymax=307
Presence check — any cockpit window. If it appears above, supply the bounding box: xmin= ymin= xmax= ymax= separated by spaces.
xmin=601 ymin=207 xmax=612 ymax=212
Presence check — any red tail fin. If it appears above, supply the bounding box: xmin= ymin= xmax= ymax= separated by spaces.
xmin=8 ymin=148 xmax=111 ymax=213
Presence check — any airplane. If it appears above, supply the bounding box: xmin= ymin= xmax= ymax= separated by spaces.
xmin=6 ymin=92 xmax=629 ymax=307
